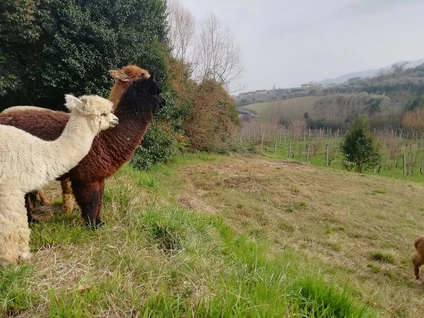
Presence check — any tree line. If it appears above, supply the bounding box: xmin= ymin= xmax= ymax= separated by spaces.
xmin=261 ymin=63 xmax=424 ymax=131
xmin=0 ymin=0 xmax=243 ymax=169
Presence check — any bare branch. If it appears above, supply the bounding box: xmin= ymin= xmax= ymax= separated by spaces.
xmin=167 ymin=0 xmax=196 ymax=62
xmin=193 ymin=13 xmax=243 ymax=87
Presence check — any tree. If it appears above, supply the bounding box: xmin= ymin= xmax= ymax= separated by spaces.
xmin=194 ymin=13 xmax=243 ymax=88
xmin=341 ymin=115 xmax=381 ymax=173
xmin=0 ymin=0 xmax=168 ymax=110
xmin=402 ymin=106 xmax=424 ymax=131
xmin=167 ymin=0 xmax=195 ymax=63
xmin=391 ymin=62 xmax=409 ymax=74
xmin=0 ymin=0 xmax=41 ymax=96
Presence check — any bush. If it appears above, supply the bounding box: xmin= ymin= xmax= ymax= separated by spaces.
xmin=130 ymin=122 xmax=180 ymax=171
xmin=341 ymin=115 xmax=381 ymax=173
xmin=184 ymin=80 xmax=239 ymax=152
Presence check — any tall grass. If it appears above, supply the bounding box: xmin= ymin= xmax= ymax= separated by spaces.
xmin=1 ymin=156 xmax=374 ymax=317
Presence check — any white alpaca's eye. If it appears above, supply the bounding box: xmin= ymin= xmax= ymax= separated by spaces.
xmin=101 ymin=113 xmax=107 ymax=116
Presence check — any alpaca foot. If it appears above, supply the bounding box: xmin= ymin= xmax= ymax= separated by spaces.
xmin=0 ymin=254 xmax=18 ymax=267
xmin=40 ymin=199 xmax=52 ymax=206
xmin=0 ymin=250 xmax=26 ymax=266
xmin=27 ymin=213 xmax=39 ymax=224
xmin=86 ymin=220 xmax=105 ymax=230
xmin=18 ymin=252 xmax=31 ymax=261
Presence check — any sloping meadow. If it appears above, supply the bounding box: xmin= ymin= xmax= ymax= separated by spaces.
xmin=3 ymin=154 xmax=424 ymax=316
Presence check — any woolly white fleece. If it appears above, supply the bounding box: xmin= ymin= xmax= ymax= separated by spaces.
xmin=0 ymin=94 xmax=118 ymax=265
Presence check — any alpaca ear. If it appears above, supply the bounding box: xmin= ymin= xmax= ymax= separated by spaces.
xmin=140 ymin=71 xmax=150 ymax=79
xmin=64 ymin=94 xmax=83 ymax=111
xmin=109 ymin=70 xmax=131 ymax=82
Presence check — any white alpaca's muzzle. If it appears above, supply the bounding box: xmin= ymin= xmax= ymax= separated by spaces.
xmin=110 ymin=114 xmax=119 ymax=127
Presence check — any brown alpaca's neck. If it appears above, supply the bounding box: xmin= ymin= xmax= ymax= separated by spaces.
xmin=96 ymin=107 xmax=153 ymax=173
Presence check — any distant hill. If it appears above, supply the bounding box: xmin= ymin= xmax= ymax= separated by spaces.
xmin=319 ymin=58 xmax=424 ymax=85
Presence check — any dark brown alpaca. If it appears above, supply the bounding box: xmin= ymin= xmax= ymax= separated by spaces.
xmin=11 ymin=65 xmax=151 ymax=215
xmin=0 ymin=72 xmax=164 ymax=227
xmin=412 ymin=235 xmax=424 ymax=280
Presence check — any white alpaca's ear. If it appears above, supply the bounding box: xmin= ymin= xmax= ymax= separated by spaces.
xmin=64 ymin=94 xmax=83 ymax=111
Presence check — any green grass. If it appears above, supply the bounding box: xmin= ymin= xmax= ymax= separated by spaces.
xmin=370 ymin=252 xmax=397 ymax=264
xmin=10 ymin=205 xmax=371 ymax=317
xmin=4 ymin=152 xmax=423 ymax=316
xmin=0 ymin=266 xmax=38 ymax=316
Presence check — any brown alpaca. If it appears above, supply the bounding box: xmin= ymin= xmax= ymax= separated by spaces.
xmin=14 ymin=65 xmax=150 ymax=215
xmin=412 ymin=235 xmax=424 ymax=279
xmin=0 ymin=69 xmax=164 ymax=228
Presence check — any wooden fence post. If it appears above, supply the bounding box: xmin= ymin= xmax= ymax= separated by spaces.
xmin=403 ymin=153 xmax=407 ymax=176
xmin=326 ymin=145 xmax=329 ymax=166
xmin=307 ymin=144 xmax=310 ymax=163
xmin=260 ymin=130 xmax=265 ymax=153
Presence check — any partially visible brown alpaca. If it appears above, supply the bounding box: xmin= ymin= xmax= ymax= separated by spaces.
xmin=8 ymin=65 xmax=150 ymax=216
xmin=0 ymin=71 xmax=164 ymax=228
xmin=412 ymin=235 xmax=424 ymax=279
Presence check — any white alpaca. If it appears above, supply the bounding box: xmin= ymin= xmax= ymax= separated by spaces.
xmin=0 ymin=94 xmax=119 ymax=265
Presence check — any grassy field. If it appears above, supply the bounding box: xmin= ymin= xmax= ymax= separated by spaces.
xmin=2 ymin=153 xmax=424 ymax=317
xmin=239 ymin=96 xmax=317 ymax=121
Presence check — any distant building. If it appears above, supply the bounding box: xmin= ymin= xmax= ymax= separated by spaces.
xmin=301 ymin=81 xmax=322 ymax=88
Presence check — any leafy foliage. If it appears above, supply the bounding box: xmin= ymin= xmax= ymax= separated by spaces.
xmin=0 ymin=0 xmax=168 ymax=109
xmin=0 ymin=0 xmax=41 ymax=96
xmin=130 ymin=122 xmax=179 ymax=171
xmin=341 ymin=115 xmax=381 ymax=173
xmin=1 ymin=0 xmax=244 ymax=168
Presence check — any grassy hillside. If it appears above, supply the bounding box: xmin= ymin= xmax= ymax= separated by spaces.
xmin=240 ymin=96 xmax=317 ymax=122
xmin=2 ymin=154 xmax=424 ymax=317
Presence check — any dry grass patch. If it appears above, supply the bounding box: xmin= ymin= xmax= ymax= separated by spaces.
xmin=176 ymin=156 xmax=424 ymax=317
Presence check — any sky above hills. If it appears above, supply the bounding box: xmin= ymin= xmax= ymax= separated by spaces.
xmin=178 ymin=0 xmax=424 ymax=93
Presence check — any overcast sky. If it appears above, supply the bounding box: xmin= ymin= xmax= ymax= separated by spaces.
xmin=177 ymin=0 xmax=424 ymax=93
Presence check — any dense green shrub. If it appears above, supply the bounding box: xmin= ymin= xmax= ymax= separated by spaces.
xmin=130 ymin=122 xmax=179 ymax=171
xmin=341 ymin=115 xmax=381 ymax=173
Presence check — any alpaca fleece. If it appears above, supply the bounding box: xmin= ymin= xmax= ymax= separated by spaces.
xmin=6 ymin=65 xmax=150 ymax=216
xmin=0 ymin=74 xmax=164 ymax=228
xmin=0 ymin=95 xmax=117 ymax=265
xmin=412 ymin=235 xmax=424 ymax=279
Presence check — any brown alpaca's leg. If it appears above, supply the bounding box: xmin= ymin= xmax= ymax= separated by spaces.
xmin=413 ymin=255 xmax=423 ymax=280
xmin=71 ymin=181 xmax=104 ymax=229
xmin=95 ymin=180 xmax=105 ymax=224
xmin=61 ymin=179 xmax=75 ymax=214
xmin=25 ymin=193 xmax=39 ymax=224
xmin=38 ymin=190 xmax=52 ymax=206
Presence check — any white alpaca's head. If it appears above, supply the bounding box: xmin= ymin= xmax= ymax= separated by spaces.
xmin=64 ymin=94 xmax=119 ymax=132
